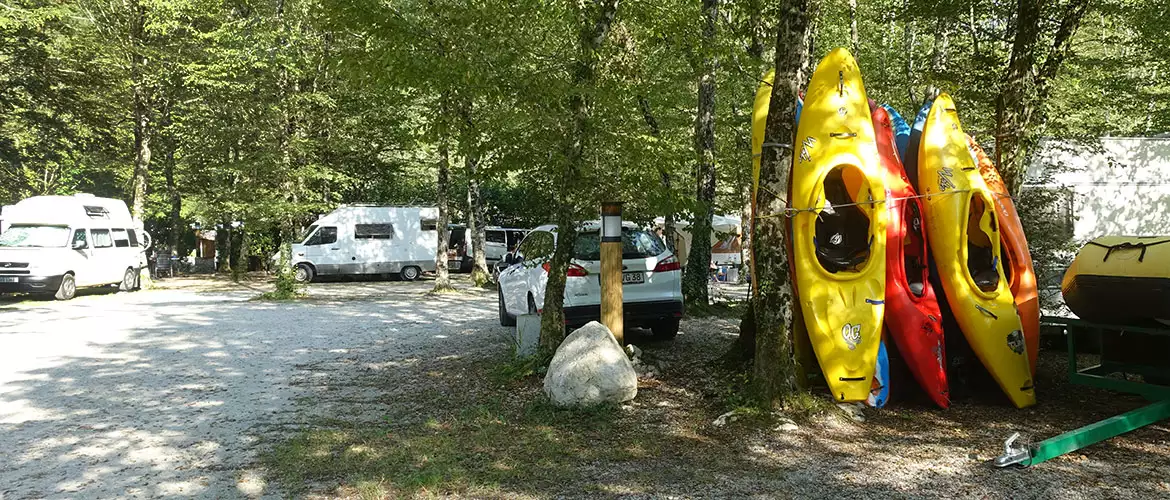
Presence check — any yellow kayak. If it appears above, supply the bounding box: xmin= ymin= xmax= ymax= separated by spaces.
xmin=918 ymin=94 xmax=1035 ymax=408
xmin=791 ymin=48 xmax=887 ymax=403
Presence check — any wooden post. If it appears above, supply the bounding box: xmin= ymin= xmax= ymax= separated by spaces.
xmin=600 ymin=202 xmax=624 ymax=345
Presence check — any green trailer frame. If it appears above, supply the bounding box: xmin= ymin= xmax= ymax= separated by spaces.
xmin=994 ymin=315 xmax=1170 ymax=467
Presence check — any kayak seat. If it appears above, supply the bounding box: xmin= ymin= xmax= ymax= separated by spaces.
xmin=909 ymin=281 xmax=925 ymax=296
xmin=816 ymin=167 xmax=872 ymax=273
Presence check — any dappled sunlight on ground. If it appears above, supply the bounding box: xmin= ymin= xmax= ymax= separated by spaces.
xmin=0 ymin=276 xmax=499 ymax=498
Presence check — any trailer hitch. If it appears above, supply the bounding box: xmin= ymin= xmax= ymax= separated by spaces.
xmin=993 ymin=432 xmax=1031 ymax=467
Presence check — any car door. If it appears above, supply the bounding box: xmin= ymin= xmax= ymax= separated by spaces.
xmin=502 ymin=230 xmax=553 ymax=314
xmin=88 ymin=228 xmax=119 ymax=285
xmin=69 ymin=229 xmax=101 ymax=286
xmin=302 ymin=226 xmax=341 ymax=274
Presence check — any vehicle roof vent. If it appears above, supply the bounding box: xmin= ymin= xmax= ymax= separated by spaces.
xmin=84 ymin=205 xmax=111 ymax=218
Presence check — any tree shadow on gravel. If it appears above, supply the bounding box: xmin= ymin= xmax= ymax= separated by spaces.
xmin=0 ymin=280 xmax=502 ymax=499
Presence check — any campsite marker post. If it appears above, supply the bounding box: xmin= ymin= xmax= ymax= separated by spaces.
xmin=600 ymin=202 xmax=624 ymax=345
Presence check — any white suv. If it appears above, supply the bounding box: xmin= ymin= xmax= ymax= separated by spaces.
xmin=496 ymin=222 xmax=684 ymax=339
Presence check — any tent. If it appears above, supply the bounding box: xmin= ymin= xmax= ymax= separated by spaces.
xmin=653 ymin=214 xmax=743 ymax=266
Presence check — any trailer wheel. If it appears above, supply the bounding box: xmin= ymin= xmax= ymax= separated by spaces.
xmin=400 ymin=266 xmax=421 ymax=281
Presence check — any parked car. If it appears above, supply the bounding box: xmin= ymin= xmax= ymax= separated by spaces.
xmin=0 ymin=194 xmax=148 ymax=300
xmin=496 ymin=222 xmax=684 ymax=338
xmin=448 ymin=226 xmax=529 ymax=272
xmin=290 ymin=206 xmax=438 ymax=282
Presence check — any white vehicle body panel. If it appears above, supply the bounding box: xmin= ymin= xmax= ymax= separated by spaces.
xmin=290 ymin=206 xmax=438 ymax=277
xmin=497 ymin=222 xmax=684 ymax=326
xmin=0 ymin=194 xmax=148 ymax=291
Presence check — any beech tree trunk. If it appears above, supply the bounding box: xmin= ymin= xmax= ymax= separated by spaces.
xmin=752 ymin=0 xmax=815 ymax=406
xmin=849 ymin=0 xmax=859 ymax=56
xmin=460 ymin=100 xmax=490 ymax=286
xmin=637 ymin=95 xmax=676 ymax=252
xmin=433 ymin=100 xmax=453 ymax=291
xmin=127 ymin=0 xmax=150 ymax=219
xmin=682 ymin=0 xmax=719 ymax=309
xmin=539 ymin=0 xmax=620 ymax=352
xmin=996 ymin=0 xmax=1090 ymax=196
xmin=903 ymin=0 xmax=917 ymax=105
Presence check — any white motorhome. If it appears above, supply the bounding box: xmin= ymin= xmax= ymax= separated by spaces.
xmin=447 ymin=225 xmax=529 ymax=272
xmin=0 ymin=194 xmax=149 ymax=300
xmin=290 ymin=206 xmax=439 ymax=282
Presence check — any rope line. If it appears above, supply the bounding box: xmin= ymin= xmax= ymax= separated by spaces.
xmin=754 ymin=188 xmax=1018 ymax=220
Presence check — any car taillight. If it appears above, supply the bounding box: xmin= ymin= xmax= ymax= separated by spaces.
xmin=653 ymin=256 xmax=681 ymax=272
xmin=541 ymin=262 xmax=589 ymax=277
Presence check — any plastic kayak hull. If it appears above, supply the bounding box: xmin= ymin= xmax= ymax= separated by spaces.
xmin=791 ymin=48 xmax=887 ymax=403
xmin=873 ymin=105 xmax=949 ymax=408
xmin=969 ymin=137 xmax=1040 ymax=375
xmin=918 ymin=94 xmax=1034 ymax=408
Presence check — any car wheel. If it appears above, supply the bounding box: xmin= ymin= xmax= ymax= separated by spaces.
xmin=527 ymin=294 xmax=538 ymax=315
xmin=400 ymin=266 xmax=420 ymax=281
xmin=652 ymin=318 xmax=680 ymax=340
xmin=55 ymin=274 xmax=76 ymax=301
xmin=118 ymin=268 xmax=137 ymax=292
xmin=294 ymin=264 xmax=315 ymax=283
xmin=498 ymin=288 xmax=516 ymax=326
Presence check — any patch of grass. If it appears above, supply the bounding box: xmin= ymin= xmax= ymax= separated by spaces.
xmin=781 ymin=391 xmax=837 ymax=421
xmin=489 ymin=354 xmax=549 ymax=384
xmin=264 ymin=396 xmax=636 ymax=496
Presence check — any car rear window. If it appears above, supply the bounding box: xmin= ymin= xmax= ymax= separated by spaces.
xmin=573 ymin=229 xmax=666 ymax=261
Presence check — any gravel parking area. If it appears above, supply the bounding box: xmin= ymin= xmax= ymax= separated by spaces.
xmin=0 ymin=277 xmax=501 ymax=498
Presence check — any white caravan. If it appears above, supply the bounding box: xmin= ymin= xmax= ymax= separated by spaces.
xmin=290 ymin=206 xmax=438 ymax=282
xmin=0 ymin=194 xmax=149 ymax=300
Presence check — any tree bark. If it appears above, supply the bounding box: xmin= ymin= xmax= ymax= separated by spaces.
xmin=637 ymin=95 xmax=676 ymax=252
xmin=461 ymin=101 xmax=490 ymax=287
xmin=903 ymin=0 xmax=917 ymax=106
xmin=127 ymin=0 xmax=150 ymax=219
xmin=433 ymin=98 xmax=453 ymax=292
xmin=539 ymin=0 xmax=620 ymax=352
xmin=682 ymin=0 xmax=719 ymax=310
xmin=996 ymin=0 xmax=1090 ymax=196
xmin=930 ymin=18 xmax=949 ymax=74
xmin=849 ymin=0 xmax=859 ymax=57
xmin=752 ymin=0 xmax=814 ymax=407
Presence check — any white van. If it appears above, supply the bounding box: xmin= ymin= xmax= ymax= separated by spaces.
xmin=447 ymin=226 xmax=529 ymax=272
xmin=0 ymin=194 xmax=149 ymax=300
xmin=291 ymin=206 xmax=439 ymax=282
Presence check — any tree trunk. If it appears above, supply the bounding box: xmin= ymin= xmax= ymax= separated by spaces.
xmin=849 ymin=0 xmax=859 ymax=57
xmin=930 ymin=18 xmax=949 ymax=74
xmin=433 ymin=102 xmax=453 ymax=292
xmin=458 ymin=98 xmax=490 ymax=286
xmin=540 ymin=0 xmax=620 ymax=352
xmin=996 ymin=0 xmax=1089 ymax=196
xmin=682 ymin=0 xmax=719 ymax=310
xmin=637 ymin=95 xmax=676 ymax=252
xmin=127 ymin=0 xmax=150 ymax=219
xmin=752 ymin=0 xmax=814 ymax=407
xmin=903 ymin=0 xmax=917 ymax=106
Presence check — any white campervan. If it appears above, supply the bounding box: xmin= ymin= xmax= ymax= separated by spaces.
xmin=290 ymin=206 xmax=439 ymax=282
xmin=0 ymin=194 xmax=149 ymax=300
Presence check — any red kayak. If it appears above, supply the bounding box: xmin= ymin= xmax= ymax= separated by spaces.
xmin=873 ymin=105 xmax=950 ymax=408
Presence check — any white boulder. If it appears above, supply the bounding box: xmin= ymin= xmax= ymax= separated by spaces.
xmin=543 ymin=321 xmax=638 ymax=406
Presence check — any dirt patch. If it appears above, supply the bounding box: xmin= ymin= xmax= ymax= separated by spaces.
xmin=267 ymin=315 xmax=1170 ymax=498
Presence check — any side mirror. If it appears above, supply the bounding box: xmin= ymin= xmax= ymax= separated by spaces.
xmin=72 ymin=240 xmax=88 ymax=250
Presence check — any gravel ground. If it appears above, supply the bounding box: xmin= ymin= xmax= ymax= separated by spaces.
xmin=2 ymin=275 xmax=1168 ymax=499
xmin=0 ymin=277 xmax=501 ymax=499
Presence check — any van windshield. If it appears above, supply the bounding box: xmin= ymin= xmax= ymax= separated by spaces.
xmin=298 ymin=225 xmax=319 ymax=244
xmin=0 ymin=225 xmax=70 ymax=248
xmin=573 ymin=229 xmax=666 ymax=261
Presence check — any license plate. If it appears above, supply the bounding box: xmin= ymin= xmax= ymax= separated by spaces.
xmin=622 ymin=272 xmax=644 ymax=284
xmin=0 ymin=277 xmax=17 ymax=283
